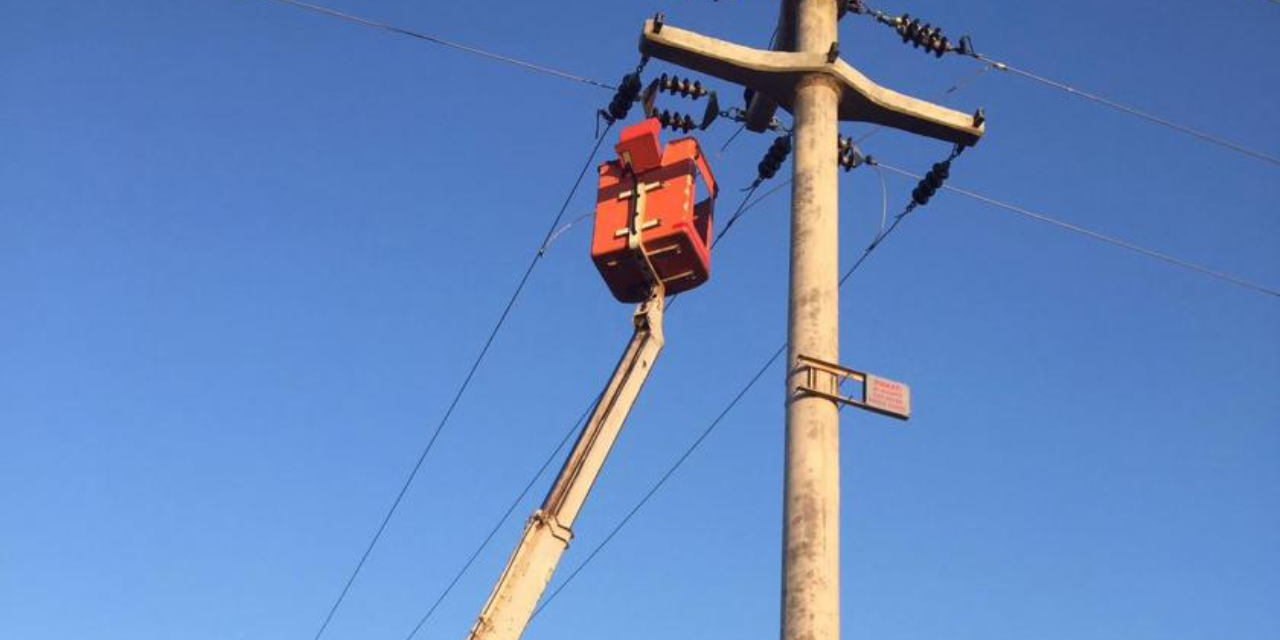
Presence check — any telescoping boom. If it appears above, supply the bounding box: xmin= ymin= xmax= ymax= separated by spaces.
xmin=464 ymin=291 xmax=664 ymax=640
xmin=464 ymin=118 xmax=718 ymax=640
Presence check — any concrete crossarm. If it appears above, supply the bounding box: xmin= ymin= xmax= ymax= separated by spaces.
xmin=639 ymin=19 xmax=985 ymax=146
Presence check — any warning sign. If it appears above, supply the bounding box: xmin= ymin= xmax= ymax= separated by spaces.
xmin=864 ymin=375 xmax=911 ymax=420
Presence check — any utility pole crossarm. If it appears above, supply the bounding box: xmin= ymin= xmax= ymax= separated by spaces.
xmin=640 ymin=19 xmax=985 ymax=146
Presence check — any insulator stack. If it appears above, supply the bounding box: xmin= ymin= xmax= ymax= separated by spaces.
xmin=912 ymin=160 xmax=951 ymax=205
xmin=655 ymin=109 xmax=698 ymax=133
xmin=604 ymin=72 xmax=644 ymax=123
xmin=837 ymin=136 xmax=864 ymax=171
xmin=655 ymin=73 xmax=709 ymax=100
xmin=894 ymin=14 xmax=950 ymax=57
xmin=757 ymin=135 xmax=792 ymax=182
xmin=643 ymin=74 xmax=721 ymax=132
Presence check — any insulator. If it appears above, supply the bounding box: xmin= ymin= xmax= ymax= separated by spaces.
xmin=656 ymin=109 xmax=697 ymax=133
xmin=838 ymin=135 xmax=854 ymax=153
xmin=605 ymin=72 xmax=643 ymax=123
xmin=894 ymin=14 xmax=951 ymax=58
xmin=657 ymin=73 xmax=709 ymax=100
xmin=911 ymin=160 xmax=952 ymax=205
xmin=929 ymin=161 xmax=949 ymax=184
xmin=757 ymin=135 xmax=792 ymax=181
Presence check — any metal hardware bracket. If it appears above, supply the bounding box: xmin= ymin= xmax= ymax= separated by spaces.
xmin=792 ymin=354 xmax=911 ymax=420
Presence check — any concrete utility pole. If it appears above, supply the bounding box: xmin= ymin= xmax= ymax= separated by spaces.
xmin=640 ymin=2 xmax=982 ymax=639
xmin=781 ymin=2 xmax=842 ymax=638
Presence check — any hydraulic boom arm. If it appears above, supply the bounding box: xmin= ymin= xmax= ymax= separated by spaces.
xmin=465 ymin=289 xmax=666 ymax=640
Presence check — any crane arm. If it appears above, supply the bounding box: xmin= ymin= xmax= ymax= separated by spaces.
xmin=465 ymin=289 xmax=665 ymax=640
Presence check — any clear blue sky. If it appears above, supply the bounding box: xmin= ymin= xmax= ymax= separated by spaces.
xmin=3 ymin=1 xmax=1277 ymax=639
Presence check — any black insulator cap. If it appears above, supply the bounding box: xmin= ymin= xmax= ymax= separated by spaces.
xmin=933 ymin=161 xmax=950 ymax=180
xmin=607 ymin=72 xmax=643 ymax=122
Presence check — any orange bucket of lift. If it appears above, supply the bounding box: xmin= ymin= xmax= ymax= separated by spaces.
xmin=591 ymin=118 xmax=719 ymax=303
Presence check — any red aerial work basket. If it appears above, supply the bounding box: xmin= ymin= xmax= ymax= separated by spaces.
xmin=591 ymin=118 xmax=719 ymax=303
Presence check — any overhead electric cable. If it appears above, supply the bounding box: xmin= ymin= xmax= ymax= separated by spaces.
xmin=260 ymin=0 xmax=616 ymax=91
xmin=308 ymin=125 xmax=616 ymax=640
xmin=401 ymin=397 xmax=599 ymax=640
xmin=715 ymin=178 xmax=792 ymax=245
xmin=872 ymin=161 xmax=1280 ymax=298
xmin=965 ymin=52 xmax=1280 ymax=167
xmin=846 ymin=2 xmax=1279 ymax=166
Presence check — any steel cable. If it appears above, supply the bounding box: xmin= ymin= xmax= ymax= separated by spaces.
xmin=259 ymin=0 xmax=617 ymax=91
xmin=872 ymin=161 xmax=1280 ymax=298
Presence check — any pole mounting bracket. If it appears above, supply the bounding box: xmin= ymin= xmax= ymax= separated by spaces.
xmin=791 ymin=354 xmax=911 ymax=420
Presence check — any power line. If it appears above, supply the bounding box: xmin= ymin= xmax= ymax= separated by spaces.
xmin=967 ymin=52 xmax=1280 ymax=167
xmin=872 ymin=161 xmax=1280 ymax=298
xmin=847 ymin=3 xmax=1279 ymax=167
xmin=715 ymin=178 xmax=792 ymax=245
xmin=259 ymin=0 xmax=616 ymax=91
xmin=401 ymin=396 xmax=599 ymax=640
xmin=308 ymin=124 xmax=616 ymax=640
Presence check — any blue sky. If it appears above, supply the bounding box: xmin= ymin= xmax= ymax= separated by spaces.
xmin=2 ymin=1 xmax=1277 ymax=639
